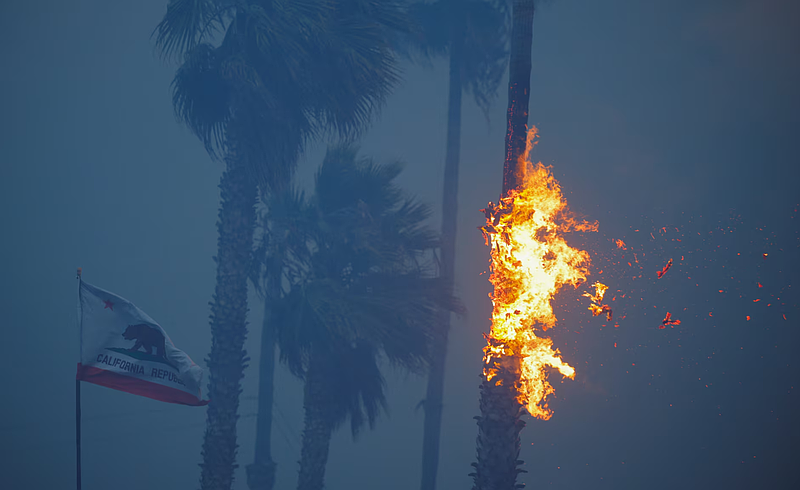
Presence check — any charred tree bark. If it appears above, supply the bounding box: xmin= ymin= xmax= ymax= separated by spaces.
xmin=296 ymin=352 xmax=334 ymax=490
xmin=502 ymin=0 xmax=535 ymax=195
xmin=420 ymin=11 xmax=464 ymax=490
xmin=200 ymin=148 xmax=258 ymax=490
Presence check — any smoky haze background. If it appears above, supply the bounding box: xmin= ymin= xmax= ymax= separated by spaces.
xmin=1 ymin=0 xmax=797 ymax=489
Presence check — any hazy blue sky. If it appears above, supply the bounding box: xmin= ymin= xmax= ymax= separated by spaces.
xmin=0 ymin=1 xmax=797 ymax=489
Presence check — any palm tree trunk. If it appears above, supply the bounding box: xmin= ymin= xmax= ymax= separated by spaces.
xmin=200 ymin=148 xmax=258 ymax=490
xmin=502 ymin=0 xmax=535 ymax=195
xmin=420 ymin=12 xmax=464 ymax=490
xmin=246 ymin=259 xmax=281 ymax=490
xmin=473 ymin=2 xmax=534 ymax=490
xmin=471 ymin=354 xmax=527 ymax=490
xmin=297 ymin=352 xmax=334 ymax=490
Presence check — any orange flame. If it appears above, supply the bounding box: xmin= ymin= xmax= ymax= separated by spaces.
xmin=480 ymin=126 xmax=597 ymax=419
xmin=583 ymin=281 xmax=608 ymax=304
xmin=584 ymin=282 xmax=612 ymax=321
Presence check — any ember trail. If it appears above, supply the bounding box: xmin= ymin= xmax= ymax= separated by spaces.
xmin=480 ymin=127 xmax=597 ymax=419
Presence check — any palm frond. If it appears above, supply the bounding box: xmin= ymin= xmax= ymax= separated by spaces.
xmin=382 ymin=198 xmax=439 ymax=253
xmin=314 ymin=145 xmax=404 ymax=216
xmin=159 ymin=0 xmax=406 ymax=192
xmin=346 ymin=274 xmax=463 ymax=368
xmin=403 ymin=0 xmax=509 ymax=118
xmin=405 ymin=1 xmax=451 ymax=60
xmin=304 ymin=2 xmax=403 ymax=138
xmin=322 ymin=341 xmax=388 ymax=437
xmin=170 ymin=42 xmax=231 ymax=159
xmin=302 ymin=341 xmax=388 ymax=438
xmin=153 ymin=0 xmax=232 ymax=60
xmin=461 ymin=0 xmax=510 ymax=117
xmin=276 ymin=145 xmax=463 ymax=371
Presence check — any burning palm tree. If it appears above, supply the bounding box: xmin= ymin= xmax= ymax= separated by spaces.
xmin=471 ymin=2 xmax=598 ymax=489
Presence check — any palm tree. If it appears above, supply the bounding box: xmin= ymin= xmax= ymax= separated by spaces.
xmin=268 ymin=145 xmax=462 ymax=490
xmin=472 ymin=2 xmax=534 ymax=490
xmin=154 ymin=2 xmax=406 ymax=489
xmin=405 ymin=2 xmax=509 ymax=489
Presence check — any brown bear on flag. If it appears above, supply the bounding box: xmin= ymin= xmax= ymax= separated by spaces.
xmin=75 ymin=279 xmax=207 ymax=406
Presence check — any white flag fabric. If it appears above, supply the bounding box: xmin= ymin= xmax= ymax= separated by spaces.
xmin=76 ymin=279 xmax=208 ymax=406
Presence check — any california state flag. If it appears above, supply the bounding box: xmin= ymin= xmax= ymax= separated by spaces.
xmin=76 ymin=280 xmax=208 ymax=406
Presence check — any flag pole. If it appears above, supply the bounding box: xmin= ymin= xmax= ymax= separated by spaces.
xmin=76 ymin=267 xmax=82 ymax=490
xmin=76 ymin=379 xmax=81 ymax=490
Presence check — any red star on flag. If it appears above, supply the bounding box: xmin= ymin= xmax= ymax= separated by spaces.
xmin=103 ymin=300 xmax=114 ymax=311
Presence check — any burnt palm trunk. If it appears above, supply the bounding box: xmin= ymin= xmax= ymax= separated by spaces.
xmin=473 ymin=2 xmax=534 ymax=490
xmin=420 ymin=12 xmax=464 ymax=490
xmin=296 ymin=352 xmax=334 ymax=490
xmin=246 ymin=256 xmax=282 ymax=490
xmin=200 ymin=148 xmax=258 ymax=490
xmin=502 ymin=0 xmax=534 ymax=195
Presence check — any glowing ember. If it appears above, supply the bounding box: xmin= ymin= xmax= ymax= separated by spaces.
xmin=480 ymin=127 xmax=597 ymax=419
xmin=657 ymin=258 xmax=673 ymax=279
xmin=583 ymin=281 xmax=608 ymax=304
xmin=660 ymin=312 xmax=681 ymax=329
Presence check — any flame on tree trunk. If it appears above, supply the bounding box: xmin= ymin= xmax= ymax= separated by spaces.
xmin=472 ymin=2 xmax=597 ymax=489
xmin=473 ymin=133 xmax=594 ymax=489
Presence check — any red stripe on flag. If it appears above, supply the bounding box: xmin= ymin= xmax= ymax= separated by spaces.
xmin=76 ymin=363 xmax=208 ymax=406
